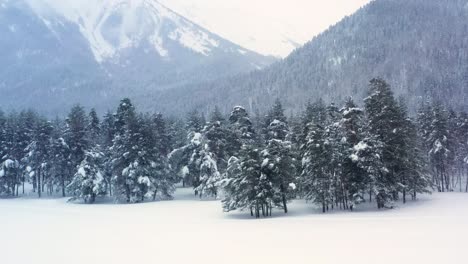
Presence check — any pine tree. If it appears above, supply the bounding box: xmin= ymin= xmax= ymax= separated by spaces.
xmin=194 ymin=109 xmax=232 ymax=198
xmin=167 ymin=118 xmax=187 ymax=150
xmin=364 ymin=78 xmax=403 ymax=205
xmin=50 ymin=134 xmax=71 ymax=197
xmin=222 ymin=106 xmax=276 ymax=217
xmin=427 ymin=102 xmax=453 ymax=192
xmin=350 ymin=134 xmax=387 ymax=208
xmin=301 ymin=121 xmax=332 ymax=212
xmin=1 ymin=112 xmax=22 ymax=196
xmin=222 ymin=145 xmax=273 ymax=218
xmin=24 ymin=119 xmax=54 ymax=198
xmin=261 ymin=101 xmax=296 ymax=213
xmin=101 ymin=111 xmax=116 ymax=195
xmin=396 ymin=100 xmax=431 ymax=202
xmin=111 ymin=98 xmax=145 ymax=202
xmin=87 ymin=108 xmax=101 ymax=145
xmin=112 ymin=101 xmax=176 ymax=203
xmin=146 ymin=114 xmax=176 ymax=201
xmin=186 ymin=109 xmax=204 ymax=133
xmin=229 ymin=106 xmax=255 ymax=148
xmin=17 ymin=110 xmax=38 ymax=194
xmin=65 ymin=105 xmax=89 ymax=171
xmin=339 ymin=98 xmax=367 ymax=210
xmin=67 ymin=149 xmax=106 ymax=203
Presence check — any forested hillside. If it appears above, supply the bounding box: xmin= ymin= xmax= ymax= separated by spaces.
xmin=151 ymin=0 xmax=468 ymax=115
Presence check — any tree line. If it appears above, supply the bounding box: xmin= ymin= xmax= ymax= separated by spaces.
xmin=0 ymin=78 xmax=467 ymax=217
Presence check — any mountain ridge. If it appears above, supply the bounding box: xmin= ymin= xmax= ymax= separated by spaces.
xmin=149 ymin=0 xmax=468 ymax=115
xmin=0 ymin=0 xmax=274 ymax=115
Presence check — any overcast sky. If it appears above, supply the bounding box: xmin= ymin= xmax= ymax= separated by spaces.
xmin=159 ymin=0 xmax=373 ymax=57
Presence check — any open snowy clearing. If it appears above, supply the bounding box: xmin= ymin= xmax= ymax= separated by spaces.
xmin=1 ymin=188 xmax=467 ymax=264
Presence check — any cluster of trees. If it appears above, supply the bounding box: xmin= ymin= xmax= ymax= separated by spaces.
xmin=1 ymin=78 xmax=467 ymax=218
xmin=0 ymin=99 xmax=179 ymax=203
xmin=418 ymin=101 xmax=468 ymax=192
xmin=170 ymin=78 xmax=467 ymax=217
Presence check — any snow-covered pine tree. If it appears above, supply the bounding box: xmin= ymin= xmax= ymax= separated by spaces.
xmin=1 ymin=112 xmax=23 ymax=196
xmin=24 ymin=118 xmax=54 ymax=198
xmin=395 ymin=100 xmax=431 ymax=202
xmin=167 ymin=109 xmax=209 ymax=190
xmin=427 ymin=102 xmax=454 ymax=192
xmin=186 ymin=109 xmax=204 ymax=133
xmin=446 ymin=109 xmax=459 ymax=190
xmin=86 ymin=108 xmax=101 ymax=145
xmin=101 ymin=111 xmax=116 ymax=196
xmin=111 ymin=98 xmax=145 ymax=202
xmin=17 ymin=110 xmax=39 ymax=194
xmin=168 ymin=129 xmax=203 ymax=189
xmin=196 ymin=149 xmax=221 ymax=198
xmin=364 ymin=78 xmax=404 ymax=204
xmin=350 ymin=134 xmax=387 ymax=208
xmin=112 ymin=101 xmax=176 ymax=203
xmin=146 ymin=114 xmax=176 ymax=201
xmin=339 ymin=98 xmax=367 ymax=210
xmin=194 ymin=108 xmax=232 ymax=198
xmin=288 ymin=115 xmax=304 ymax=195
xmin=229 ymin=106 xmax=256 ymax=148
xmin=261 ymin=100 xmax=296 ymax=213
xmin=403 ymin=120 xmax=431 ymax=201
xmin=299 ymin=100 xmax=327 ymax=148
xmin=301 ymin=121 xmax=333 ymax=212
xmin=65 ymin=105 xmax=89 ymax=173
xmin=167 ymin=118 xmax=187 ymax=150
xmin=0 ymin=159 xmax=20 ymax=196
xmin=50 ymin=135 xmax=71 ymax=197
xmin=222 ymin=106 xmax=275 ymax=217
xmin=417 ymin=102 xmax=433 ymax=151
xmin=222 ymin=144 xmax=273 ymax=218
xmin=324 ymin=103 xmax=347 ymax=210
xmin=67 ymin=149 xmax=106 ymax=203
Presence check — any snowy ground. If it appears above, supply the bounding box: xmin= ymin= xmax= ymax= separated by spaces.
xmin=1 ymin=188 xmax=467 ymax=264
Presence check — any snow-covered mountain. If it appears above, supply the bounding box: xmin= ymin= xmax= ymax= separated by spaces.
xmin=26 ymin=0 xmax=262 ymax=63
xmin=0 ymin=0 xmax=274 ymax=115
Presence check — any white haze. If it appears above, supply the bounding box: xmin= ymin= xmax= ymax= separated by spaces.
xmin=159 ymin=0 xmax=373 ymax=57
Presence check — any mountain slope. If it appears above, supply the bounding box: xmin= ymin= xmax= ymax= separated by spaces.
xmin=158 ymin=0 xmax=372 ymax=58
xmin=0 ymin=0 xmax=274 ymax=115
xmin=152 ymin=0 xmax=468 ymax=115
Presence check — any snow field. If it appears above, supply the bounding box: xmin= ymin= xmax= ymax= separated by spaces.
xmin=1 ymin=189 xmax=467 ymax=264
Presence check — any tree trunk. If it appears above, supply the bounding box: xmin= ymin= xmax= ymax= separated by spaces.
xmin=402 ymin=189 xmax=406 ymax=204
xmin=280 ymin=184 xmax=288 ymax=214
xmin=37 ymin=169 xmax=41 ymax=198
xmin=61 ymin=174 xmax=66 ymax=197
